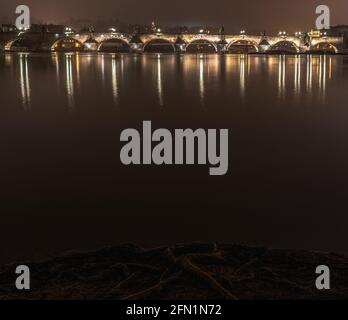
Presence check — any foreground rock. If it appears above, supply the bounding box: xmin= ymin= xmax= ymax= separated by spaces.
xmin=0 ymin=243 xmax=347 ymax=300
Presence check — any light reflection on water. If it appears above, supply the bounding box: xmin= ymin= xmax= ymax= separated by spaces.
xmin=65 ymin=53 xmax=74 ymax=108
xmin=278 ymin=54 xmax=286 ymax=99
xmin=199 ymin=55 xmax=204 ymax=106
xmin=239 ymin=54 xmax=246 ymax=99
xmin=306 ymin=55 xmax=313 ymax=93
xmin=0 ymin=53 xmax=346 ymax=112
xmin=294 ymin=55 xmax=300 ymax=97
xmin=157 ymin=54 xmax=163 ymax=107
xmin=111 ymin=54 xmax=119 ymax=105
xmin=19 ymin=53 xmax=30 ymax=109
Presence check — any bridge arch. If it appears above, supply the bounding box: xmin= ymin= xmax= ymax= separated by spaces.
xmin=143 ymin=39 xmax=175 ymax=53
xmin=98 ymin=38 xmax=130 ymax=52
xmin=4 ymin=37 xmax=32 ymax=51
xmin=186 ymin=39 xmax=217 ymax=53
xmin=4 ymin=38 xmax=19 ymax=51
xmin=227 ymin=39 xmax=259 ymax=53
xmin=269 ymin=40 xmax=299 ymax=53
xmin=51 ymin=37 xmax=84 ymax=52
xmin=310 ymin=42 xmax=338 ymax=54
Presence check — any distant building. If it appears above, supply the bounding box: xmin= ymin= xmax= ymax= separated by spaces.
xmin=0 ymin=24 xmax=17 ymax=33
xmin=29 ymin=24 xmax=48 ymax=33
xmin=329 ymin=25 xmax=348 ymax=37
xmin=329 ymin=25 xmax=348 ymax=48
xmin=29 ymin=24 xmax=67 ymax=34
xmin=46 ymin=25 xmax=68 ymax=34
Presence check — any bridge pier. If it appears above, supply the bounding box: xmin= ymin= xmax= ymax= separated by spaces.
xmin=217 ymin=39 xmax=228 ymax=53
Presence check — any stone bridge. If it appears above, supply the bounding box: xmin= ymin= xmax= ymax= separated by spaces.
xmin=1 ymin=31 xmax=344 ymax=53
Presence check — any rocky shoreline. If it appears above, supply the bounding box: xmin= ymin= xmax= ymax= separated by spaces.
xmin=0 ymin=243 xmax=347 ymax=300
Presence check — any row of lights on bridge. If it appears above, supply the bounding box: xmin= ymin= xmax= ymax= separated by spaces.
xmin=62 ymin=26 xmax=330 ymax=39
xmin=103 ymin=27 xmax=245 ymax=36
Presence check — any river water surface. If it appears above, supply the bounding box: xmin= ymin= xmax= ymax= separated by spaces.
xmin=1 ymin=53 xmax=348 ymax=264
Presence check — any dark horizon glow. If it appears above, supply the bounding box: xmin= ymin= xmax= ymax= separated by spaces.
xmin=0 ymin=0 xmax=347 ymax=32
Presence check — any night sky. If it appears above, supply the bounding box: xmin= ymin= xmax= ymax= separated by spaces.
xmin=0 ymin=0 xmax=347 ymax=31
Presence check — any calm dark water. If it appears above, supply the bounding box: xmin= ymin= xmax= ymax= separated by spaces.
xmin=1 ymin=52 xmax=348 ymax=264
